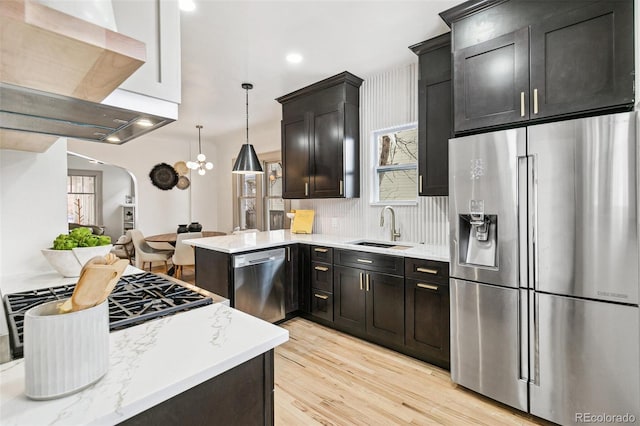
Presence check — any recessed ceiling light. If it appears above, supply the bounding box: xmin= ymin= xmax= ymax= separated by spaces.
xmin=286 ymin=53 xmax=303 ymax=64
xmin=179 ymin=0 xmax=195 ymax=12
xmin=106 ymin=136 xmax=121 ymax=143
xmin=136 ymin=118 xmax=154 ymax=127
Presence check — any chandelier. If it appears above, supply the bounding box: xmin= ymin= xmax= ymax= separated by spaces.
xmin=187 ymin=124 xmax=213 ymax=175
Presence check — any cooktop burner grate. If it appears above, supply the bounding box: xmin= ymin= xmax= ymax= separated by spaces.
xmin=3 ymin=272 xmax=212 ymax=359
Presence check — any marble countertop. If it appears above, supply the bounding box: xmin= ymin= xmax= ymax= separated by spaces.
xmin=185 ymin=230 xmax=450 ymax=262
xmin=0 ymin=268 xmax=289 ymax=425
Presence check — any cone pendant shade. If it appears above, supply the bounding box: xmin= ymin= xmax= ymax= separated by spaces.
xmin=232 ymin=144 xmax=262 ymax=174
xmin=232 ymin=82 xmax=263 ymax=174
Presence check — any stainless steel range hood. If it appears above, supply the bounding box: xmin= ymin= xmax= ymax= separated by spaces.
xmin=0 ymin=0 xmax=174 ymax=152
xmin=0 ymin=83 xmax=173 ymax=145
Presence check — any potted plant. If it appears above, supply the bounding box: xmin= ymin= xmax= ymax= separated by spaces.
xmin=41 ymin=227 xmax=112 ymax=277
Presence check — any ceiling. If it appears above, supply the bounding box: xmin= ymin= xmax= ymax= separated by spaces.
xmin=155 ymin=0 xmax=463 ymax=144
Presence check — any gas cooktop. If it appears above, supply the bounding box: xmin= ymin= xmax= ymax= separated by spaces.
xmin=3 ymin=272 xmax=213 ymax=358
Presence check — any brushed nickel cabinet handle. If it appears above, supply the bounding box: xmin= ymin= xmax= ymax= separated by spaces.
xmin=366 ymin=274 xmax=370 ymax=292
xmin=357 ymin=258 xmax=373 ymax=264
xmin=339 ymin=179 xmax=344 ymax=196
xmin=417 ymin=283 xmax=439 ymax=291
xmin=359 ymin=272 xmax=364 ymax=290
xmin=286 ymin=246 xmax=291 ymax=262
xmin=305 ymin=182 xmax=309 ymax=196
xmin=416 ymin=267 xmax=438 ymax=274
xmin=520 ymin=92 xmax=525 ymax=117
xmin=533 ymin=88 xmax=538 ymax=114
xmin=314 ymin=248 xmax=328 ymax=253
xmin=314 ymin=266 xmax=329 ymax=272
xmin=419 ymin=175 xmax=423 ymax=193
xmin=314 ymin=293 xmax=329 ymax=300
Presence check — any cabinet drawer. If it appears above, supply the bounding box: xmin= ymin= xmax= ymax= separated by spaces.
xmin=334 ymin=249 xmax=404 ymax=276
xmin=311 ymin=262 xmax=333 ymax=292
xmin=311 ymin=289 xmax=333 ymax=322
xmin=311 ymin=246 xmax=333 ymax=263
xmin=405 ymin=258 xmax=449 ymax=284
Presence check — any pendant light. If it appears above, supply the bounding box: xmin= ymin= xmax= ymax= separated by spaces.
xmin=187 ymin=124 xmax=213 ymax=175
xmin=232 ymin=83 xmax=263 ymax=174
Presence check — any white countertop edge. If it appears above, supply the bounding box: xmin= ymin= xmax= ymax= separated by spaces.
xmin=185 ymin=231 xmax=450 ymax=262
xmin=98 ymin=331 xmax=289 ymax=425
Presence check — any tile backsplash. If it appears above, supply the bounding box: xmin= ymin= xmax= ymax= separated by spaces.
xmin=292 ymin=63 xmax=449 ymax=247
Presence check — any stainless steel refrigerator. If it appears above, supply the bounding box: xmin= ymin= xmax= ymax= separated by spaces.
xmin=449 ymin=111 xmax=640 ymax=425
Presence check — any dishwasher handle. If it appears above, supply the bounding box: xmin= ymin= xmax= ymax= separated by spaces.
xmin=233 ymin=249 xmax=286 ymax=268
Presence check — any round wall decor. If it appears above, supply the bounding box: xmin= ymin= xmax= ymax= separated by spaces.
xmin=176 ymin=175 xmax=190 ymax=190
xmin=149 ymin=163 xmax=179 ymax=190
xmin=173 ymin=161 xmax=188 ymax=176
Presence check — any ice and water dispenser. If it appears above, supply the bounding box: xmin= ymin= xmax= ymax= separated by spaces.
xmin=458 ymin=200 xmax=498 ymax=268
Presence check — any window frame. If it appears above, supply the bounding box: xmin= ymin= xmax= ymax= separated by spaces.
xmin=67 ymin=169 xmax=103 ymax=225
xmin=232 ymin=151 xmax=290 ymax=231
xmin=370 ymin=122 xmax=419 ymax=206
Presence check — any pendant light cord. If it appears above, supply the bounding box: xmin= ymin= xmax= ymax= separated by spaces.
xmin=245 ymin=87 xmax=249 ymax=146
xmin=198 ymin=125 xmax=202 ymax=154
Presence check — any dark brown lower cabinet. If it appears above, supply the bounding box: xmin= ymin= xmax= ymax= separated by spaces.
xmin=405 ymin=279 xmax=450 ymax=369
xmin=334 ymin=265 xmax=404 ymax=347
xmin=310 ymin=289 xmax=333 ymax=322
xmin=119 ymin=350 xmax=274 ymax=426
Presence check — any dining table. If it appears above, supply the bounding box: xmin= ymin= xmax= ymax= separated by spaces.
xmin=145 ymin=231 xmax=226 ymax=276
xmin=145 ymin=231 xmax=226 ymax=244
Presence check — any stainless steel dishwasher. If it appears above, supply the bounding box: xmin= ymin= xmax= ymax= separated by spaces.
xmin=232 ymin=248 xmax=285 ymax=323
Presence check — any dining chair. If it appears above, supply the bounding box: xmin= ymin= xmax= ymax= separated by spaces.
xmin=128 ymin=229 xmax=173 ymax=272
xmin=172 ymin=232 xmax=202 ymax=279
xmin=111 ymin=234 xmax=134 ymax=264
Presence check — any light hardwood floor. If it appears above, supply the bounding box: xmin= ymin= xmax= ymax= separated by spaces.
xmin=157 ymin=266 xmax=550 ymax=425
xmin=275 ymin=318 xmax=550 ymax=426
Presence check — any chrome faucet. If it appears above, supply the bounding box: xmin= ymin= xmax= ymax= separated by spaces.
xmin=379 ymin=206 xmax=401 ymax=241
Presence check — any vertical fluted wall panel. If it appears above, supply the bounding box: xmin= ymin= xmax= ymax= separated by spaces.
xmin=292 ymin=63 xmax=449 ymax=247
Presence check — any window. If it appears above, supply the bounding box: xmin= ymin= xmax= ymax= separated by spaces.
xmin=372 ymin=123 xmax=418 ymax=204
xmin=232 ymin=151 xmax=290 ymax=231
xmin=67 ymin=170 xmax=102 ymax=225
xmin=265 ymin=160 xmax=285 ymax=230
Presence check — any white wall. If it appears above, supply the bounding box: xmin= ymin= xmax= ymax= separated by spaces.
xmin=0 ymin=139 xmax=69 ymax=276
xmin=67 ymin=155 xmax=133 ymax=242
xmin=67 ymin=130 xmax=219 ymax=236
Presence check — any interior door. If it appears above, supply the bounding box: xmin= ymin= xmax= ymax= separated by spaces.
xmin=530 ymin=292 xmax=640 ymax=425
xmin=528 ymin=112 xmax=638 ymax=303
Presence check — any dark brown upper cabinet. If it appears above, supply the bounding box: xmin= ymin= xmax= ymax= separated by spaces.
xmin=410 ymin=32 xmax=453 ymax=196
xmin=277 ymin=72 xmax=363 ymax=199
xmin=442 ymin=0 xmax=634 ymax=134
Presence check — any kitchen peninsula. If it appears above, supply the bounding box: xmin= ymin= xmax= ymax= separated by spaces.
xmin=0 ymin=268 xmax=288 ymax=425
xmin=186 ymin=229 xmax=449 ymax=260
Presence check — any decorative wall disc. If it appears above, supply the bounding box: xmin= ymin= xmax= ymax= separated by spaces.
xmin=149 ymin=163 xmax=179 ymax=190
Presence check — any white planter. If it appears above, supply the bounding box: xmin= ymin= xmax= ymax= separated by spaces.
xmin=24 ymin=299 xmax=109 ymax=400
xmin=41 ymin=245 xmax=113 ymax=277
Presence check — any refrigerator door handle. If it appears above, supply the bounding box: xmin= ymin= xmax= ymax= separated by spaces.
xmin=517 ymin=156 xmax=528 ymax=289
xmin=518 ymin=289 xmax=528 ymax=381
xmin=529 ymin=289 xmax=539 ymax=386
xmin=528 ymin=154 xmax=539 ymax=291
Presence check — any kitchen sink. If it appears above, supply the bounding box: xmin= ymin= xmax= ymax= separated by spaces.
xmin=349 ymin=240 xmax=411 ymax=250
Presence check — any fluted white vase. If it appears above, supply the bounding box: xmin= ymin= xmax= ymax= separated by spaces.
xmin=24 ymin=299 xmax=109 ymax=400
